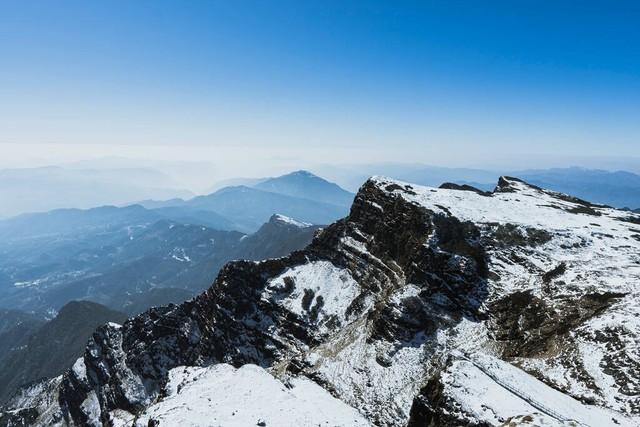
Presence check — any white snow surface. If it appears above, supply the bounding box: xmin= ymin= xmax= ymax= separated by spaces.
xmin=443 ymin=352 xmax=637 ymax=427
xmin=272 ymin=213 xmax=313 ymax=228
xmin=71 ymin=357 xmax=87 ymax=381
xmin=263 ymin=260 xmax=364 ymax=332
xmin=129 ymin=364 xmax=369 ymax=427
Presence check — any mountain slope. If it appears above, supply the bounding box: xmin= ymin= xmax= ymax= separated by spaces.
xmin=233 ymin=214 xmax=322 ymax=261
xmin=3 ymin=176 xmax=639 ymax=426
xmin=185 ymin=185 xmax=346 ymax=232
xmin=0 ymin=309 xmax=43 ymax=336
xmin=152 ymin=206 xmax=237 ymax=230
xmin=0 ymin=310 xmax=46 ymax=377
xmin=133 ymin=364 xmax=369 ymax=426
xmin=206 ymin=177 xmax=266 ymax=193
xmin=0 ymin=301 xmax=126 ymax=403
xmin=254 ymin=170 xmax=354 ymax=207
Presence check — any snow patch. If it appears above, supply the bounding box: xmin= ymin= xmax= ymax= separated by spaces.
xmin=263 ymin=261 xmax=362 ymax=330
xmin=444 ymin=352 xmax=638 ymax=427
xmin=80 ymin=391 xmax=101 ymax=424
xmin=134 ymin=364 xmax=369 ymax=427
xmin=170 ymin=247 xmax=191 ymax=262
xmin=272 ymin=214 xmax=313 ymax=228
xmin=71 ymin=357 xmax=87 ymax=381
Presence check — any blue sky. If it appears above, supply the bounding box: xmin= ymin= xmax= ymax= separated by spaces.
xmin=1 ymin=1 xmax=639 ymax=170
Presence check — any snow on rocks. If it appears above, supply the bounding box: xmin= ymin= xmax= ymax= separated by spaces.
xmin=372 ymin=176 xmax=640 ymax=416
xmin=80 ymin=391 xmax=101 ymax=426
xmin=262 ymin=260 xmax=363 ymax=333
xmin=272 ymin=214 xmax=313 ymax=228
xmin=306 ymin=316 xmax=432 ymax=425
xmin=132 ymin=364 xmax=369 ymax=427
xmin=435 ymin=352 xmax=637 ymax=427
xmin=71 ymin=357 xmax=87 ymax=382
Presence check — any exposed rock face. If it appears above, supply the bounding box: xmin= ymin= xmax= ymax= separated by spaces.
xmin=439 ymin=182 xmax=492 ymax=196
xmin=2 ymin=176 xmax=639 ymax=426
xmin=488 ymin=290 xmax=625 ymax=358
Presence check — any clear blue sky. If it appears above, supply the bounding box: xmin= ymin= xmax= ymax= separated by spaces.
xmin=1 ymin=1 xmax=639 ymax=169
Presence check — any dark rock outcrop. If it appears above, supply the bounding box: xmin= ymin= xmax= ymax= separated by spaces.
xmin=439 ymin=182 xmax=491 ymax=197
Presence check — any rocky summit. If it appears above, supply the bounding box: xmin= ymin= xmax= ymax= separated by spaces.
xmin=2 ymin=176 xmax=639 ymax=427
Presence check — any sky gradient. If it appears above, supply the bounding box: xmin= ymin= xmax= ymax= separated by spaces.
xmin=1 ymin=1 xmax=639 ymax=172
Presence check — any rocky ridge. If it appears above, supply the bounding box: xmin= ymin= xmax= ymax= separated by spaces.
xmin=2 ymin=176 xmax=639 ymax=426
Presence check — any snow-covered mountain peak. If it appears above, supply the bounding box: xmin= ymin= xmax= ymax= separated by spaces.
xmin=3 ymin=175 xmax=639 ymax=426
xmin=373 ymin=175 xmax=637 ymax=229
xmin=270 ymin=213 xmax=313 ymax=228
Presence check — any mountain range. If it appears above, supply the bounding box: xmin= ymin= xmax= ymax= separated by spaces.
xmin=140 ymin=170 xmax=354 ymax=232
xmin=0 ymin=211 xmax=321 ymax=316
xmin=3 ymin=176 xmax=638 ymax=426
xmin=0 ymin=166 xmax=193 ymax=218
xmin=5 ymin=164 xmax=640 ymax=221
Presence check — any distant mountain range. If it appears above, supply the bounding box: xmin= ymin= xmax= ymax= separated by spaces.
xmin=184 ymin=185 xmax=345 ymax=232
xmin=140 ymin=170 xmax=354 ymax=232
xmin=0 ymin=208 xmax=321 ymax=316
xmin=205 ymin=177 xmax=266 ymax=193
xmin=0 ymin=301 xmax=126 ymax=403
xmin=7 ymin=163 xmax=638 ymax=220
xmin=0 ymin=166 xmax=193 ymax=218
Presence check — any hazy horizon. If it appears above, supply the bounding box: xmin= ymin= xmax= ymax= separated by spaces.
xmin=1 ymin=1 xmax=639 ymax=212
xmin=15 ymin=141 xmax=632 ymax=180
